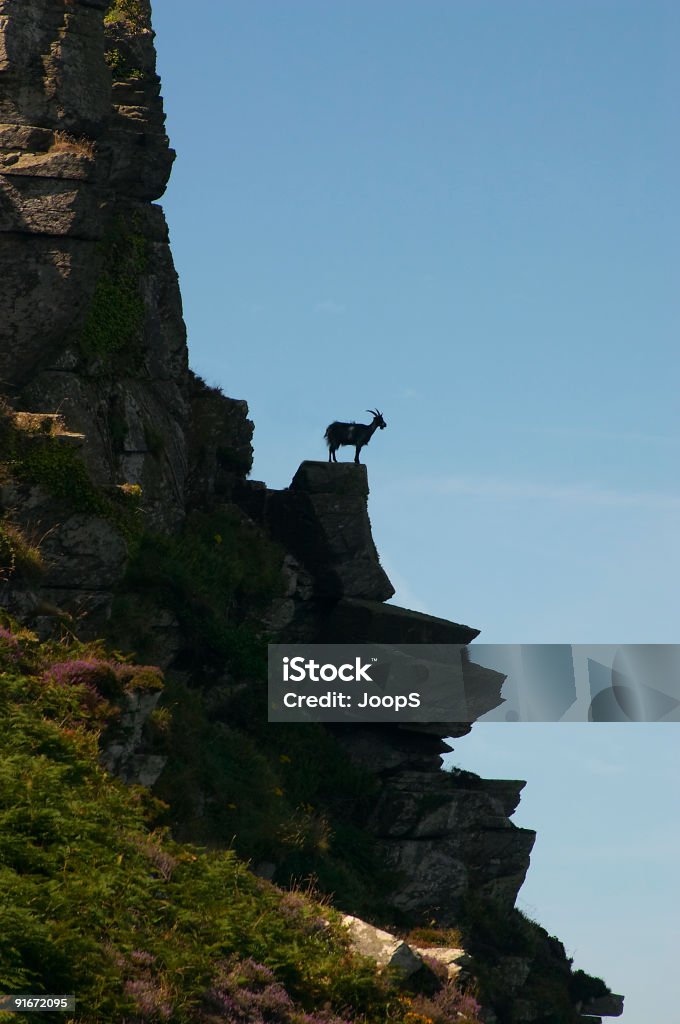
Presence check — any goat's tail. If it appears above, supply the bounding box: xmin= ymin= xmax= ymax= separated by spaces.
xmin=323 ymin=423 xmax=333 ymax=447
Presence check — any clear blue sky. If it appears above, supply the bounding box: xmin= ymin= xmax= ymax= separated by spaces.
xmin=151 ymin=3 xmax=679 ymax=1021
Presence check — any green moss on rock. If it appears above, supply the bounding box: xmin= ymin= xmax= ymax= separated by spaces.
xmin=104 ymin=0 xmax=147 ymax=32
xmin=79 ymin=217 xmax=149 ymax=361
xmin=0 ymin=518 xmax=44 ymax=584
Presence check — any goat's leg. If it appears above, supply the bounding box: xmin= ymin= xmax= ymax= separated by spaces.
xmin=354 ymin=446 xmax=361 ymax=464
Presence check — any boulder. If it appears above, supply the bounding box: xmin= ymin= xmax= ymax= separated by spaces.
xmin=409 ymin=945 xmax=468 ymax=980
xmin=341 ymin=915 xmax=423 ymax=978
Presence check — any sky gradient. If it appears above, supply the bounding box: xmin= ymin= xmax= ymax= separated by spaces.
xmin=151 ymin=4 xmax=679 ymax=1021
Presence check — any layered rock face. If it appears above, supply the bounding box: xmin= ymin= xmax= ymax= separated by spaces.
xmin=268 ymin=461 xmax=395 ymax=603
xmin=240 ymin=460 xmax=484 ymax=649
xmin=0 ymin=0 xmax=177 ymax=390
xmin=0 ymin=0 xmax=252 ymax=628
xmin=0 ymin=5 xmax=623 ymax=1023
xmin=338 ymin=727 xmax=535 ymax=922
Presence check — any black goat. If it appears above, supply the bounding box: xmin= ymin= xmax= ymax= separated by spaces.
xmin=324 ymin=409 xmax=387 ymax=464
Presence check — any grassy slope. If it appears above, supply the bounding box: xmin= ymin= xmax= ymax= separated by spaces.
xmin=0 ymin=399 xmax=606 ymax=1023
xmin=0 ymin=620 xmax=482 ymax=1024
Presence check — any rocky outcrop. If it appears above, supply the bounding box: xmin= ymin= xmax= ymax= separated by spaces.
xmin=364 ymin=758 xmax=535 ymax=922
xmin=185 ymin=373 xmax=253 ymax=508
xmin=266 ymin=461 xmax=395 ymax=602
xmin=238 ymin=461 xmax=483 ymax=651
xmin=0 ymin=0 xmax=252 ymax=630
xmin=0 ymin=5 xmax=624 ymax=1023
xmin=100 ymin=686 xmax=166 ymax=787
xmin=579 ymin=994 xmax=625 ymax=1018
xmin=318 ymin=596 xmax=478 ymax=644
xmin=341 ymin=914 xmax=427 ymax=979
xmin=0 ymin=0 xmax=189 ymax=533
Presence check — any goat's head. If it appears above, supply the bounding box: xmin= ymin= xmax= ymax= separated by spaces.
xmin=367 ymin=409 xmax=387 ymax=430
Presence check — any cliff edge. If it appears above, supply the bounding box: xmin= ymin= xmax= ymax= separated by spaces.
xmin=0 ymin=4 xmax=623 ymax=1023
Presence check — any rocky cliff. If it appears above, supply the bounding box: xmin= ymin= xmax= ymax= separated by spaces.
xmin=0 ymin=4 xmax=622 ymax=1023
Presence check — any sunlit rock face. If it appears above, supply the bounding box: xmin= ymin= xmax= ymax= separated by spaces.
xmin=0 ymin=0 xmax=173 ymax=381
xmin=364 ymin=760 xmax=535 ymax=922
xmin=0 ymin=0 xmax=251 ymax=631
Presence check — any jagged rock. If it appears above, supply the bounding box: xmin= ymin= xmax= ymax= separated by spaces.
xmin=580 ymin=994 xmax=624 ymax=1017
xmin=488 ymin=955 xmax=533 ymax=995
xmin=101 ymin=1 xmax=176 ymax=201
xmin=0 ymin=147 xmax=95 ymax=180
xmin=185 ymin=372 xmax=253 ymax=507
xmin=0 ymin=234 xmax=99 ymax=388
xmin=0 ymin=1 xmax=110 ymax=132
xmin=1 ymin=0 xmax=189 ymax=535
xmin=462 ymin=658 xmax=508 ymax=720
xmin=100 ymin=687 xmax=165 ymax=786
xmin=341 ymin=915 xmax=424 ymax=978
xmin=409 ymin=945 xmax=468 ymax=980
xmin=0 ymin=470 xmax=129 ymax=629
xmin=0 ymin=4 xmax=624 ymax=1022
xmin=319 ymin=597 xmax=479 ymax=644
xmin=40 ymin=513 xmax=127 ymax=591
xmin=330 ymin=725 xmax=455 ymax=773
xmin=233 ymin=477 xmax=268 ymax=523
xmin=336 ymin=753 xmax=535 ymax=923
xmin=0 ymin=174 xmax=104 ymax=237
xmin=266 ymin=461 xmax=395 ymax=601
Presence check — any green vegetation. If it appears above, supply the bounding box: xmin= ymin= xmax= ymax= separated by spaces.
xmin=143 ymin=420 xmax=164 ymax=458
xmin=568 ymin=969 xmax=609 ymax=1003
xmin=12 ymin=438 xmax=108 ymax=517
xmin=108 ymin=508 xmax=399 ymax=916
xmin=104 ymin=0 xmax=146 ymax=32
xmin=104 ymin=0 xmax=147 ymax=78
xmin=459 ymin=897 xmax=605 ymax=1023
xmin=1 ymin=402 xmax=104 ymax=517
xmin=0 ymin=518 xmax=44 ymax=584
xmin=118 ymin=508 xmax=283 ymax=676
xmin=154 ymin=674 xmax=399 ymax=919
xmin=403 ymin=928 xmax=464 ymax=950
xmin=104 ymin=46 xmax=144 ymax=81
xmin=1 ymin=401 xmax=142 ymax=541
xmin=79 ymin=217 xmax=149 ymax=361
xmin=0 ymin=618 xmax=480 ymax=1024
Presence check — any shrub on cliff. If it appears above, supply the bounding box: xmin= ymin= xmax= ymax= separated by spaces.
xmin=0 ymin=518 xmax=44 ymax=584
xmin=0 ymin=619 xmax=481 ymax=1024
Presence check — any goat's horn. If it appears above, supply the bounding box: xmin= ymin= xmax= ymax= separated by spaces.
xmin=367 ymin=409 xmax=377 ymax=417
